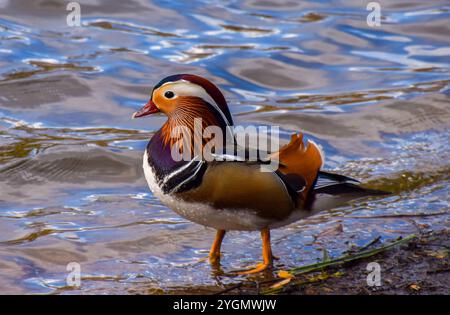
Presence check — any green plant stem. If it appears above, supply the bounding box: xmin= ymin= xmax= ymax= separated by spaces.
xmin=263 ymin=234 xmax=417 ymax=294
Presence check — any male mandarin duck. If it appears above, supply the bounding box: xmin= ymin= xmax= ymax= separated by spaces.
xmin=133 ymin=74 xmax=384 ymax=274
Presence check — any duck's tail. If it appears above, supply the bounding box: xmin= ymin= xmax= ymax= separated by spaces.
xmin=314 ymin=171 xmax=389 ymax=196
xmin=305 ymin=170 xmax=390 ymax=211
xmin=271 ymin=133 xmax=389 ymax=210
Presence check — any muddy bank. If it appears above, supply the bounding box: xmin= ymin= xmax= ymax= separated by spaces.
xmin=214 ymin=230 xmax=449 ymax=295
xmin=288 ymin=231 xmax=449 ymax=295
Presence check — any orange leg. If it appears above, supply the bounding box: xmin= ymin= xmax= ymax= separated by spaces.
xmin=237 ymin=227 xmax=273 ymax=274
xmin=209 ymin=229 xmax=226 ymax=265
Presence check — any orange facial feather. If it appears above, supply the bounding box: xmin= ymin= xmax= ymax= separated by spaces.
xmin=160 ymin=96 xmax=225 ymax=156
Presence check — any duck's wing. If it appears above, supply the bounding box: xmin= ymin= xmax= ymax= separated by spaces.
xmin=209 ymin=142 xmax=308 ymax=206
xmin=270 ymin=133 xmax=324 ymax=199
xmin=210 ymin=142 xmax=273 ymax=165
xmin=268 ymin=133 xmax=389 ymax=211
xmin=163 ymin=144 xmax=306 ymax=216
xmin=207 ymin=133 xmax=323 ymax=205
xmin=177 ymin=160 xmax=298 ymax=220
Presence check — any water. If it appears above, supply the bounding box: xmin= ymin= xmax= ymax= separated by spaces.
xmin=0 ymin=0 xmax=449 ymax=294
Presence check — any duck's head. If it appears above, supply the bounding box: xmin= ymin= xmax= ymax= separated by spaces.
xmin=132 ymin=74 xmax=233 ymax=129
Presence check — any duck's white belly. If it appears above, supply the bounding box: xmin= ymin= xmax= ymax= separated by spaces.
xmin=143 ymin=152 xmax=314 ymax=231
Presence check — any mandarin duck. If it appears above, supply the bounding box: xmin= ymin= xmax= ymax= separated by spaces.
xmin=133 ymin=74 xmax=384 ymax=274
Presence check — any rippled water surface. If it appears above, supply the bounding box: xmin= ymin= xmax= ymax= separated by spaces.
xmin=0 ymin=0 xmax=449 ymax=294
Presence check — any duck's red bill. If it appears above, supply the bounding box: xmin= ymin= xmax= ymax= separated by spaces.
xmin=132 ymin=100 xmax=159 ymax=118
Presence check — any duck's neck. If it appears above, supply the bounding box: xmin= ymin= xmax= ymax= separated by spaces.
xmin=146 ymin=129 xmax=184 ymax=182
xmin=147 ymin=99 xmax=231 ymax=180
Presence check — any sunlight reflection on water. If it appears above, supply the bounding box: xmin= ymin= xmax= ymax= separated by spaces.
xmin=0 ymin=0 xmax=449 ymax=294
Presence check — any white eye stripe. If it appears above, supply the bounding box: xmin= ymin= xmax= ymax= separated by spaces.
xmin=159 ymin=80 xmax=231 ymax=126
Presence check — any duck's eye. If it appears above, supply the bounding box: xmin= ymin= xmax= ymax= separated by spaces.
xmin=164 ymin=91 xmax=175 ymax=99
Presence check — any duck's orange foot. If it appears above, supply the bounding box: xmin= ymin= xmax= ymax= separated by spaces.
xmin=209 ymin=253 xmax=222 ymax=265
xmin=208 ymin=229 xmax=226 ymax=266
xmin=235 ymin=263 xmax=272 ymax=275
xmin=195 ymin=254 xmax=221 ymax=264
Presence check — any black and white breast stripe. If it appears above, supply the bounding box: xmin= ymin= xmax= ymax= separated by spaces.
xmin=155 ymin=157 xmax=207 ymax=195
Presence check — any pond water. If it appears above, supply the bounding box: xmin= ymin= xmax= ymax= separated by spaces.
xmin=0 ymin=0 xmax=449 ymax=294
